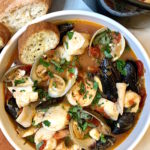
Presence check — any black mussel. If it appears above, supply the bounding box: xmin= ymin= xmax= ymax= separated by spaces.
xmin=122 ymin=60 xmax=138 ymax=93
xmin=36 ymin=98 xmax=63 ymax=110
xmin=5 ymin=97 xmax=19 ymax=119
xmin=58 ymin=23 xmax=74 ymax=40
xmin=112 ymin=112 xmax=135 ymax=134
xmin=99 ymin=59 xmax=121 ymax=102
xmin=90 ymin=135 xmax=116 ymax=150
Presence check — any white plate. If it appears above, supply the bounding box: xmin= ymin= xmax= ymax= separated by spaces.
xmin=0 ymin=10 xmax=150 ymax=150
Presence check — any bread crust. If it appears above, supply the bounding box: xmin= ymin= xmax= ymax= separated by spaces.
xmin=18 ymin=21 xmax=60 ymax=64
xmin=0 ymin=23 xmax=11 ymax=46
xmin=0 ymin=0 xmax=51 ymax=19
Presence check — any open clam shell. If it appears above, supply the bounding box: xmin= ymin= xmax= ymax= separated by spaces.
xmin=69 ymin=110 xmax=111 ymax=150
xmin=2 ymin=65 xmax=31 ymax=83
xmin=90 ymin=27 xmax=125 ymax=61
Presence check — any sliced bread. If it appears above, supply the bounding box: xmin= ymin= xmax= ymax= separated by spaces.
xmin=18 ymin=22 xmax=60 ymax=65
xmin=0 ymin=23 xmax=11 ymax=49
xmin=0 ymin=0 xmax=51 ymax=33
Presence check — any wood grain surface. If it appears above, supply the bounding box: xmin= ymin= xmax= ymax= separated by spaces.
xmin=0 ymin=130 xmax=14 ymax=150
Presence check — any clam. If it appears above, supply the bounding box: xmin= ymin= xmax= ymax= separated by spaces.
xmin=3 ymin=65 xmax=31 ymax=83
xmin=30 ymin=57 xmax=48 ymax=83
xmin=90 ymin=27 xmax=125 ymax=61
xmin=30 ymin=53 xmax=78 ymax=98
xmin=48 ymin=68 xmax=78 ymax=98
xmin=69 ymin=110 xmax=111 ymax=150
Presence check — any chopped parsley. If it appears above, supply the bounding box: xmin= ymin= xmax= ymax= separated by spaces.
xmin=39 ymin=58 xmax=50 ymax=67
xmin=68 ymin=106 xmax=95 ymax=131
xmin=52 ymin=82 xmax=57 ymax=88
xmin=65 ymin=41 xmax=69 ymax=49
xmin=33 ymin=80 xmax=51 ymax=101
xmin=68 ymin=68 xmax=75 ymax=74
xmin=92 ymin=91 xmax=102 ymax=105
xmin=20 ymin=89 xmax=25 ymax=92
xmin=100 ymin=134 xmax=106 ymax=143
xmin=80 ymin=82 xmax=86 ymax=94
xmin=67 ymin=31 xmax=74 ymax=40
xmin=26 ymin=135 xmax=34 ymax=143
xmin=43 ymin=120 xmax=51 ymax=127
xmin=48 ymin=71 xmax=54 ymax=78
xmin=116 ymin=60 xmax=127 ymax=76
xmin=36 ymin=141 xmax=44 ymax=150
xmin=83 ymin=91 xmax=89 ymax=99
xmin=14 ymin=79 xmax=25 ymax=86
xmin=32 ymin=120 xmax=41 ymax=128
xmin=50 ymin=60 xmax=61 ymax=68
xmin=93 ymin=81 xmax=98 ymax=90
xmin=104 ymin=50 xmax=112 ymax=58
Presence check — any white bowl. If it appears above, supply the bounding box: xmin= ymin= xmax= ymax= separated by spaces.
xmin=0 ymin=10 xmax=150 ymax=150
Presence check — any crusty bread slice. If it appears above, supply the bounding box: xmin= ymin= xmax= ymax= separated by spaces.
xmin=0 ymin=23 xmax=11 ymax=49
xmin=18 ymin=22 xmax=60 ymax=65
xmin=0 ymin=0 xmax=51 ymax=33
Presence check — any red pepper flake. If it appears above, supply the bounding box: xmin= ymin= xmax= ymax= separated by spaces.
xmin=136 ymin=60 xmax=144 ymax=77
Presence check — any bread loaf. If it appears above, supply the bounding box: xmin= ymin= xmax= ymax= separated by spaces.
xmin=18 ymin=22 xmax=60 ymax=65
xmin=0 ymin=23 xmax=11 ymax=49
xmin=0 ymin=0 xmax=51 ymax=33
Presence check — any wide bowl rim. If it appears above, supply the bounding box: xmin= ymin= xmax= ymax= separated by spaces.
xmin=0 ymin=10 xmax=150 ymax=150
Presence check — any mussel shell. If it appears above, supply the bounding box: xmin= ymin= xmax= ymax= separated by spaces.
xmin=5 ymin=97 xmax=19 ymax=119
xmin=111 ymin=112 xmax=135 ymax=134
xmin=99 ymin=59 xmax=121 ymax=102
xmin=36 ymin=98 xmax=63 ymax=111
xmin=58 ymin=23 xmax=74 ymax=40
xmin=90 ymin=135 xmax=116 ymax=150
xmin=122 ymin=60 xmax=138 ymax=93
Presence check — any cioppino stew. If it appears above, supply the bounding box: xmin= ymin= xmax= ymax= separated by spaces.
xmin=3 ymin=20 xmax=146 ymax=150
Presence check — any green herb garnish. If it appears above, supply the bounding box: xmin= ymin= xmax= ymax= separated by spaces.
xmin=51 ymin=60 xmax=61 ymax=68
xmin=39 ymin=58 xmax=50 ymax=67
xmin=80 ymin=82 xmax=86 ymax=94
xmin=65 ymin=41 xmax=69 ymax=49
xmin=43 ymin=120 xmax=51 ymax=127
xmin=93 ymin=81 xmax=98 ymax=90
xmin=26 ymin=135 xmax=34 ymax=143
xmin=14 ymin=79 xmax=25 ymax=86
xmin=48 ymin=71 xmax=54 ymax=78
xmin=92 ymin=91 xmax=102 ymax=105
xmin=20 ymin=89 xmax=25 ymax=92
xmin=68 ymin=68 xmax=75 ymax=74
xmin=104 ymin=50 xmax=112 ymax=58
xmin=68 ymin=106 xmax=93 ymax=131
xmin=116 ymin=60 xmax=127 ymax=76
xmin=53 ymin=82 xmax=57 ymax=88
xmin=100 ymin=134 xmax=106 ymax=143
xmin=67 ymin=31 xmax=74 ymax=40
